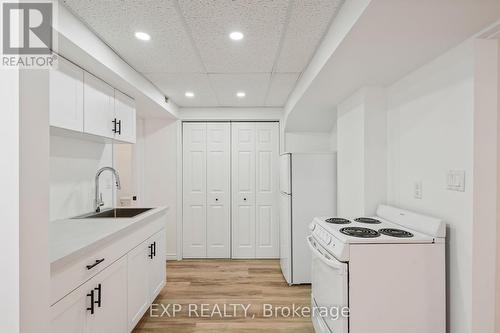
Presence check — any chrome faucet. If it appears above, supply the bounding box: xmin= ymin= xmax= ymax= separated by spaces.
xmin=95 ymin=167 xmax=121 ymax=212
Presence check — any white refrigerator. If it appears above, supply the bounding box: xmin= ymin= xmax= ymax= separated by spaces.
xmin=280 ymin=152 xmax=337 ymax=284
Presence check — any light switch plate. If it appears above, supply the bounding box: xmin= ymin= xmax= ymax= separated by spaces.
xmin=447 ymin=170 xmax=465 ymax=192
xmin=414 ymin=181 xmax=423 ymax=199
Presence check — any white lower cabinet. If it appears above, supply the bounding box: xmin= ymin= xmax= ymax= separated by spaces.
xmin=51 ymin=226 xmax=166 ymax=333
xmin=127 ymin=230 xmax=166 ymax=331
xmin=51 ymin=256 xmax=127 ymax=333
xmin=148 ymin=231 xmax=167 ymax=299
xmin=127 ymin=242 xmax=151 ymax=330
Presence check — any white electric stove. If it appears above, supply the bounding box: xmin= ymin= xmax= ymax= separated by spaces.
xmin=308 ymin=205 xmax=446 ymax=333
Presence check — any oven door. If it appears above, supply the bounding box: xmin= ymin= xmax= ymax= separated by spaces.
xmin=308 ymin=235 xmax=348 ymax=333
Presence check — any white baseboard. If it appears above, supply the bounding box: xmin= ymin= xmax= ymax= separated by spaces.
xmin=166 ymin=254 xmax=178 ymax=261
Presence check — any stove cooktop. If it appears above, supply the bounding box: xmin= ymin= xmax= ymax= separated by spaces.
xmin=325 ymin=218 xmax=351 ymax=224
xmin=340 ymin=227 xmax=380 ymax=238
xmin=314 ymin=215 xmax=434 ymax=244
xmin=354 ymin=217 xmax=382 ymax=224
xmin=378 ymin=228 xmax=414 ymax=238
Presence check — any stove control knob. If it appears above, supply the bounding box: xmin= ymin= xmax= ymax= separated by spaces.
xmin=309 ymin=223 xmax=316 ymax=231
xmin=325 ymin=236 xmax=332 ymax=245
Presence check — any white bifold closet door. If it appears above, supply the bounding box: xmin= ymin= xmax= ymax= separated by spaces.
xmin=183 ymin=122 xmax=230 ymax=258
xmin=232 ymin=122 xmax=280 ymax=259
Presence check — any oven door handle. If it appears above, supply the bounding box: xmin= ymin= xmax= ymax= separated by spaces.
xmin=307 ymin=235 xmax=346 ymax=271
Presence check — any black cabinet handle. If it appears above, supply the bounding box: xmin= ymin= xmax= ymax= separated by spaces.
xmin=86 ymin=258 xmax=105 ymax=270
xmin=148 ymin=244 xmax=154 ymax=259
xmin=215 ymin=198 xmax=219 ymax=201
xmin=117 ymin=120 xmax=122 ymax=135
xmin=112 ymin=118 xmax=117 ymax=133
xmin=94 ymin=284 xmax=102 ymax=308
xmin=153 ymin=241 xmax=156 ymax=257
xmin=87 ymin=290 xmax=95 ymax=314
xmin=243 ymin=198 xmax=247 ymax=201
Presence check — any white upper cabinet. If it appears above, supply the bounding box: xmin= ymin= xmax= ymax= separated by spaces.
xmin=49 ymin=58 xmax=136 ymax=144
xmin=83 ymin=72 xmax=115 ymax=139
xmin=114 ymin=90 xmax=136 ymax=143
xmin=49 ymin=57 xmax=84 ymax=132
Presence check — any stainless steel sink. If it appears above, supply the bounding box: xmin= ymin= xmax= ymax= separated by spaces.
xmin=73 ymin=208 xmax=153 ymax=219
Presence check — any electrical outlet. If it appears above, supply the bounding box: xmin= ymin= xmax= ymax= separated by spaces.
xmin=447 ymin=170 xmax=465 ymax=192
xmin=414 ymin=181 xmax=423 ymax=199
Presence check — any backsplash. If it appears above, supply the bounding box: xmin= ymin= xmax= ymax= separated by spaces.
xmin=50 ymin=134 xmax=115 ymax=221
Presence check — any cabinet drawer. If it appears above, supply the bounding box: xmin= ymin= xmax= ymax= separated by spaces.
xmin=51 ymin=234 xmax=127 ymax=305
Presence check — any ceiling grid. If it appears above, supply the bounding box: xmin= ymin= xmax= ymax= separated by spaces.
xmin=62 ymin=0 xmax=344 ymax=108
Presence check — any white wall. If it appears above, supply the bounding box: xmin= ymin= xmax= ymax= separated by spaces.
xmin=471 ymin=38 xmax=500 ymax=333
xmin=336 ymin=87 xmax=387 ymax=216
xmin=137 ymin=118 xmax=178 ymax=260
xmin=49 ymin=135 xmax=114 ymax=220
xmin=0 ymin=69 xmax=20 ymax=333
xmin=329 ymin=122 xmax=337 ymax=151
xmin=19 ymin=70 xmax=50 ymax=333
xmin=285 ymin=132 xmax=332 ymax=152
xmin=180 ymin=107 xmax=282 ymax=121
xmin=386 ymin=40 xmax=474 ymax=333
xmin=337 ymin=101 xmax=365 ymax=215
xmin=114 ymin=143 xmax=135 ymax=206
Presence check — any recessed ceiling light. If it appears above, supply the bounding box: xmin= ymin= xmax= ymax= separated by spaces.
xmin=135 ymin=31 xmax=151 ymax=41
xmin=236 ymin=91 xmax=246 ymax=98
xmin=229 ymin=31 xmax=244 ymax=41
xmin=185 ymin=91 xmax=195 ymax=98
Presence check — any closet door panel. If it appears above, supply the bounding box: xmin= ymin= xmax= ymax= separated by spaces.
xmin=255 ymin=123 xmax=280 ymax=258
xmin=183 ymin=123 xmax=207 ymax=258
xmin=232 ymin=123 xmax=256 ymax=258
xmin=206 ymin=123 xmax=231 ymax=258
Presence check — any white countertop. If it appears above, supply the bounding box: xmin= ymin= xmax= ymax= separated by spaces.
xmin=50 ymin=206 xmax=168 ymax=266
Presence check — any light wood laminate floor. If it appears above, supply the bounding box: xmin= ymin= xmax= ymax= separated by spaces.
xmin=133 ymin=259 xmax=313 ymax=333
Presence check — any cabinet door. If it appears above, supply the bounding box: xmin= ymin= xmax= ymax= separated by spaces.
xmin=255 ymin=123 xmax=280 ymax=258
xmin=49 ymin=57 xmax=84 ymax=131
xmin=89 ymin=256 xmax=127 ymax=333
xmin=148 ymin=230 xmax=166 ymax=301
xmin=183 ymin=123 xmax=207 ymax=258
xmin=206 ymin=123 xmax=231 ymax=258
xmin=83 ymin=72 xmax=115 ymax=139
xmin=127 ymin=241 xmax=151 ymax=330
xmin=114 ymin=90 xmax=136 ymax=143
xmin=51 ymin=282 xmax=90 ymax=333
xmin=231 ymin=123 xmax=256 ymax=258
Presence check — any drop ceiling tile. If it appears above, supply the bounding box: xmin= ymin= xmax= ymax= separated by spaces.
xmin=145 ymin=73 xmax=218 ymax=107
xmin=208 ymin=73 xmax=271 ymax=106
xmin=178 ymin=0 xmax=289 ymax=73
xmin=275 ymin=0 xmax=344 ymax=72
xmin=265 ymin=73 xmax=300 ymax=106
xmin=62 ymin=0 xmax=204 ymax=73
